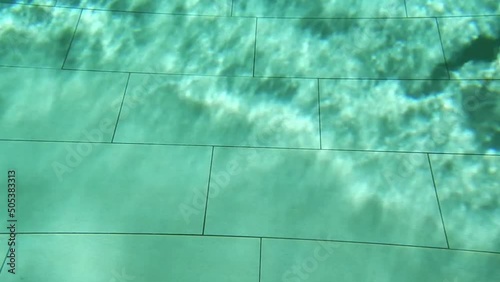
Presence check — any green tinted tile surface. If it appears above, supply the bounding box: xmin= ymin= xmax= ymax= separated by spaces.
xmin=0 ymin=235 xmax=260 ymax=281
xmin=437 ymin=17 xmax=500 ymax=79
xmin=406 ymin=0 xmax=500 ymax=16
xmin=65 ymin=10 xmax=255 ymax=75
xmin=319 ymin=79 xmax=500 ymax=153
xmin=0 ymin=4 xmax=79 ymax=67
xmin=0 ymin=142 xmax=212 ymax=233
xmin=255 ymin=18 xmax=446 ymax=79
xmin=114 ymin=75 xmax=320 ymax=148
xmin=205 ymin=148 xmax=447 ymax=247
xmin=234 ymin=0 xmax=405 ymax=17
xmin=0 ymin=0 xmax=56 ymax=5
xmin=57 ymin=0 xmax=231 ymax=15
xmin=0 ymin=0 xmax=498 ymax=277
xmin=261 ymin=239 xmax=500 ymax=282
xmin=0 ymin=68 xmax=128 ymax=142
xmin=430 ymin=154 xmax=500 ymax=252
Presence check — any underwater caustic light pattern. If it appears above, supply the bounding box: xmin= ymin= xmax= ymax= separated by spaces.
xmin=0 ymin=0 xmax=499 ymax=281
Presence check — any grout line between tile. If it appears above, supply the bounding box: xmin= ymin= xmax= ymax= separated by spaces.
xmin=434 ymin=18 xmax=452 ymax=79
xmin=403 ymin=0 xmax=408 ymax=17
xmin=232 ymin=14 xmax=500 ymax=20
xmin=5 ymin=231 xmax=499 ymax=255
xmin=427 ymin=153 xmax=451 ymax=249
xmin=0 ymin=138 xmax=499 ymax=157
xmin=61 ymin=8 xmax=83 ymax=69
xmin=230 ymin=0 xmax=234 ymax=16
xmin=201 ymin=146 xmax=215 ymax=235
xmin=4 ymin=64 xmax=500 ymax=81
xmin=111 ymin=73 xmax=131 ymax=143
xmin=317 ymin=79 xmax=322 ymax=149
xmin=0 ymin=245 xmax=9 ymax=275
xmin=259 ymin=238 xmax=263 ymax=282
xmin=50 ymin=3 xmax=236 ymax=18
xmin=3 ymin=2 xmax=500 ymax=19
xmin=252 ymin=17 xmax=258 ymax=77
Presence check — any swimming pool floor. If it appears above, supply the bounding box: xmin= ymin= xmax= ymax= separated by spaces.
xmin=0 ymin=0 xmax=499 ymax=281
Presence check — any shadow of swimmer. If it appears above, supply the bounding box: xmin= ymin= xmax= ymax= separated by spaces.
xmin=281 ymin=241 xmax=339 ymax=282
xmin=51 ymin=71 xmax=166 ymax=182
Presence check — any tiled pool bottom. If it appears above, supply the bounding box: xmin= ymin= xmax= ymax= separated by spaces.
xmin=0 ymin=0 xmax=499 ymax=281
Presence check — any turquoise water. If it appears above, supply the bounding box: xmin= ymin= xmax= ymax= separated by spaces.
xmin=0 ymin=0 xmax=499 ymax=281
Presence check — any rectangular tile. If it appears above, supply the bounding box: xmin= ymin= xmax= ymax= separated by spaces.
xmin=0 ymin=235 xmax=260 ymax=281
xmin=57 ymin=0 xmax=232 ymax=16
xmin=319 ymin=79 xmax=500 ymax=154
xmin=0 ymin=4 xmax=80 ymax=67
xmin=262 ymin=239 xmax=500 ymax=282
xmin=114 ymin=74 xmax=320 ymax=148
xmin=64 ymin=10 xmax=255 ymax=75
xmin=437 ymin=17 xmax=500 ymax=79
xmin=0 ymin=141 xmax=212 ymax=234
xmin=430 ymin=154 xmax=500 ymax=253
xmin=407 ymin=0 xmax=500 ymax=16
xmin=205 ymin=147 xmax=447 ymax=247
xmin=255 ymin=18 xmax=446 ymax=79
xmin=234 ymin=0 xmax=405 ymax=17
xmin=0 ymin=67 xmax=128 ymax=142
